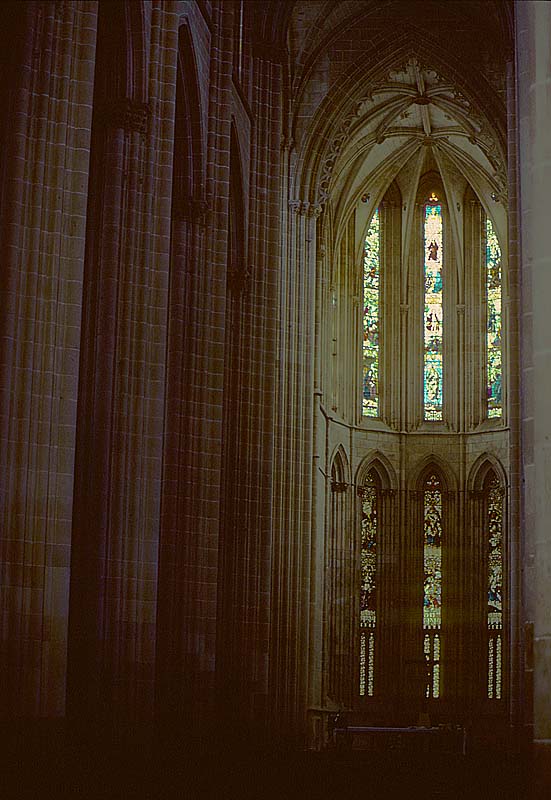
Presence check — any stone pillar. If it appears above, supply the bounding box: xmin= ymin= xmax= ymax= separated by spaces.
xmin=155 ymin=0 xmax=233 ymax=733
xmin=0 ymin=1 xmax=97 ymax=718
xmin=271 ymin=198 xmax=318 ymax=741
xmin=516 ymin=0 xmax=551 ymax=788
xmin=67 ymin=2 xmax=178 ymax=723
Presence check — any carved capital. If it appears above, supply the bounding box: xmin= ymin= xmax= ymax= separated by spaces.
xmin=289 ymin=200 xmax=324 ymax=217
xmin=99 ymin=98 xmax=150 ymax=134
xmin=331 ymin=480 xmax=348 ymax=494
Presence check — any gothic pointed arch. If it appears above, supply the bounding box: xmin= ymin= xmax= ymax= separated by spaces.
xmin=410 ymin=454 xmax=457 ymax=493
xmin=355 ymin=450 xmax=396 ymax=492
xmin=468 ymin=453 xmax=508 ymax=493
xmin=467 ymin=455 xmax=507 ymax=707
xmin=325 ymin=445 xmax=353 ymax=706
xmin=172 ymin=22 xmax=205 ymax=215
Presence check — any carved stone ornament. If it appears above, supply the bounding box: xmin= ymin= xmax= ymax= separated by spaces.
xmin=289 ymin=199 xmax=324 ymax=217
xmin=331 ymin=480 xmax=348 ymax=493
xmin=99 ymin=98 xmax=151 ymax=134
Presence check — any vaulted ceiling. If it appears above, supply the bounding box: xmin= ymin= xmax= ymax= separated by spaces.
xmin=252 ymin=0 xmax=512 ymax=253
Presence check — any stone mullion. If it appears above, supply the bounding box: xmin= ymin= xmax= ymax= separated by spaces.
xmin=378 ymin=489 xmax=395 ymax=703
xmin=383 ymin=201 xmax=400 ymax=428
xmin=327 ymin=484 xmax=337 ymax=700
xmin=320 ymin=468 xmax=331 ymax=707
xmin=404 ymin=490 xmax=424 ymax=708
xmin=468 ymin=491 xmax=487 ymax=707
xmin=399 ymin=304 xmax=409 ymax=430
xmin=442 ymin=491 xmax=459 ymax=708
xmin=345 ymin=483 xmax=355 ymax=708
xmin=410 ymin=205 xmax=424 ymax=428
xmin=346 ymin=483 xmax=356 ymax=709
xmin=336 ymin=486 xmax=344 ymax=702
xmin=469 ymin=201 xmax=485 ymax=428
xmin=0 ymin=3 xmax=97 ymax=718
xmin=443 ymin=207 xmax=456 ymax=427
xmin=343 ymin=218 xmax=352 ymax=417
xmin=477 ymin=202 xmax=487 ymax=426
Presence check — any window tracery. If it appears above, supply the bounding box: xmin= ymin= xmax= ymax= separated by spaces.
xmin=424 ymin=204 xmax=443 ymax=421
xmin=486 ymin=473 xmax=503 ymax=699
xmin=362 ymin=210 xmax=380 ymax=417
xmin=359 ymin=470 xmax=378 ymax=696
xmin=423 ymin=472 xmax=442 ymax=698
xmin=486 ymin=218 xmax=502 ymax=419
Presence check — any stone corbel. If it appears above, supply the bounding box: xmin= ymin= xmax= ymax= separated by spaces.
xmin=289 ymin=199 xmax=324 ymax=217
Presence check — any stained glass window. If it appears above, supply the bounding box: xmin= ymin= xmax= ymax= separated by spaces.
xmin=486 ymin=219 xmax=502 ymax=418
xmin=360 ymin=471 xmax=377 ymax=696
xmin=424 ymin=473 xmax=442 ymax=698
xmin=487 ymin=476 xmax=503 ymax=699
xmin=363 ymin=210 xmax=380 ymax=417
xmin=424 ymin=204 xmax=443 ymax=420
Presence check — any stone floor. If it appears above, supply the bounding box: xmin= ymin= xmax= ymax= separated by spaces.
xmin=1 ymin=724 xmax=530 ymax=800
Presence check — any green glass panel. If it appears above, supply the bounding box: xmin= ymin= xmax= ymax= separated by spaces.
xmin=363 ymin=210 xmax=380 ymax=417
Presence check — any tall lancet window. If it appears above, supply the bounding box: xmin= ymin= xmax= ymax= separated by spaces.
xmin=486 ymin=218 xmax=502 ymax=418
xmin=424 ymin=201 xmax=443 ymax=420
xmin=487 ymin=474 xmax=503 ymax=699
xmin=362 ymin=210 xmax=380 ymax=417
xmin=423 ymin=473 xmax=442 ymax=698
xmin=359 ymin=471 xmax=378 ymax=696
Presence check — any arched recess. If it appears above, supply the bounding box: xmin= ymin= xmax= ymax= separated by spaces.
xmin=155 ymin=19 xmax=206 ymax=722
xmin=172 ymin=22 xmax=204 ymax=212
xmin=325 ymin=446 xmax=353 ymax=708
xmin=68 ymin=0 xmax=151 ymax=721
xmin=404 ymin=458 xmax=458 ymax=717
xmin=467 ymin=456 xmax=508 ymax=717
xmin=354 ymin=453 xmax=398 ymax=710
xmin=355 ymin=450 xmax=397 ymax=493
